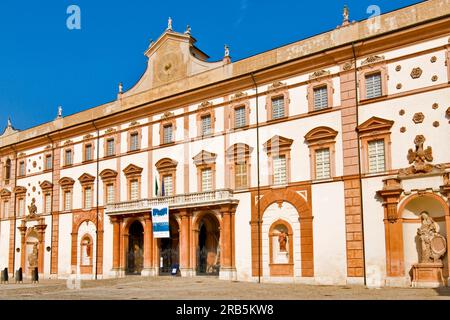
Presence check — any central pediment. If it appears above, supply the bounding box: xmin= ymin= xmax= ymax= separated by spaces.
xmin=123 ymin=27 xmax=225 ymax=96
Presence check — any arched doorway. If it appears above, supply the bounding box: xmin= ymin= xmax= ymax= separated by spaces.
xmin=196 ymin=213 xmax=220 ymax=276
xmin=126 ymin=220 xmax=144 ymax=275
xmin=158 ymin=218 xmax=179 ymax=275
xmin=25 ymin=229 xmax=39 ymax=276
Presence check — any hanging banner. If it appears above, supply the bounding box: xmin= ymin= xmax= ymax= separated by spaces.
xmin=152 ymin=204 xmax=170 ymax=238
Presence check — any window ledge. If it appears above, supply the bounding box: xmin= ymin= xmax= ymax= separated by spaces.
xmin=359 ymin=95 xmax=388 ymax=104
xmin=271 ymin=184 xmax=288 ymax=189
xmin=308 ymin=107 xmax=332 ymax=115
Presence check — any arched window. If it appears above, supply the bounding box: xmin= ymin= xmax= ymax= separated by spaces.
xmin=5 ymin=158 xmax=11 ymax=181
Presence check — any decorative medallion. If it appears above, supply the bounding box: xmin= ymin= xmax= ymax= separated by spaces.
xmin=430 ymin=56 xmax=437 ymax=63
xmin=309 ymin=69 xmax=331 ymax=80
xmin=433 ymin=121 xmax=440 ymax=128
xmin=432 ymin=103 xmax=439 ymax=110
xmin=343 ymin=62 xmax=353 ymax=71
xmin=412 ymin=112 xmax=425 ymax=124
xmin=399 ymin=109 xmax=405 ymax=116
xmin=410 ymin=67 xmax=423 ymax=79
xmin=32 ymin=161 xmax=36 ymax=168
xmin=400 ymin=127 xmax=406 ymax=133
xmin=431 ymin=75 xmax=438 ymax=82
xmin=395 ymin=65 xmax=401 ymax=72
xmin=396 ymin=83 xmax=402 ymax=90
xmin=361 ymin=55 xmax=385 ymax=66
xmin=446 ymin=107 xmax=450 ymax=118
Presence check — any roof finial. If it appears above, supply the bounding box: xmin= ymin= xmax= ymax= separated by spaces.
xmin=118 ymin=82 xmax=123 ymax=94
xmin=149 ymin=38 xmax=154 ymax=47
xmin=342 ymin=5 xmax=350 ymax=25
xmin=224 ymin=44 xmax=230 ymax=57
xmin=167 ymin=17 xmax=173 ymax=31
xmin=56 ymin=105 xmax=63 ymax=119
xmin=7 ymin=117 xmax=12 ymax=128
xmin=184 ymin=25 xmax=191 ymax=35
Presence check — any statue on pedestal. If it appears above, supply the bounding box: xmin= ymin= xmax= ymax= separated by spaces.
xmin=28 ymin=243 xmax=38 ymax=269
xmin=278 ymin=231 xmax=287 ymax=252
xmin=28 ymin=198 xmax=38 ymax=219
xmin=417 ymin=211 xmax=446 ymax=263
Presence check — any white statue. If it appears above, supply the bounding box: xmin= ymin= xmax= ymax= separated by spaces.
xmin=57 ymin=106 xmax=63 ymax=119
xmin=118 ymin=82 xmax=123 ymax=94
xmin=7 ymin=117 xmax=12 ymax=128
xmin=185 ymin=25 xmax=191 ymax=35
xmin=343 ymin=5 xmax=349 ymax=24
xmin=167 ymin=17 xmax=172 ymax=31
xmin=224 ymin=44 xmax=230 ymax=57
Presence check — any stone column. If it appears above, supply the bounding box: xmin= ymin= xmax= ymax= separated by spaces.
xmin=110 ymin=216 xmax=123 ymax=277
xmin=179 ymin=209 xmax=193 ymax=277
xmin=142 ymin=213 xmax=155 ymax=276
xmin=377 ymin=178 xmax=405 ymax=286
xmin=17 ymin=221 xmax=27 ymax=271
xmin=219 ymin=205 xmax=237 ymax=281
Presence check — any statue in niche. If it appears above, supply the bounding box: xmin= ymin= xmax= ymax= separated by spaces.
xmin=133 ymin=244 xmax=143 ymax=273
xmin=278 ymin=231 xmax=288 ymax=252
xmin=417 ymin=211 xmax=447 ymax=263
xmin=28 ymin=243 xmax=38 ymax=268
xmin=28 ymin=198 xmax=37 ymax=218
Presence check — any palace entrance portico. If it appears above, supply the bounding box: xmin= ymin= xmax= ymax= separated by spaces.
xmin=106 ymin=189 xmax=238 ymax=280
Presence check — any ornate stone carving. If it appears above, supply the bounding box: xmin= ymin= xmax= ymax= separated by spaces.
xmin=268 ymin=81 xmax=286 ymax=91
xmin=231 ymin=92 xmax=248 ymax=100
xmin=27 ymin=198 xmax=38 ymax=218
xmin=412 ymin=112 xmax=424 ymax=124
xmin=161 ymin=111 xmax=174 ymax=119
xmin=410 ymin=67 xmax=423 ymax=79
xmin=198 ymin=101 xmax=213 ymax=109
xmin=399 ymin=109 xmax=405 ymax=116
xmin=395 ymin=65 xmax=401 ymax=72
xmin=431 ymin=75 xmax=438 ymax=82
xmin=278 ymin=231 xmax=287 ymax=252
xmin=400 ymin=135 xmax=437 ymax=175
xmin=83 ymin=133 xmax=93 ymax=140
xmin=396 ymin=83 xmax=402 ymax=90
xmin=64 ymin=140 xmax=72 ymax=146
xmin=361 ymin=55 xmax=385 ymax=66
xmin=432 ymin=103 xmax=439 ymax=110
xmin=309 ymin=69 xmax=330 ymax=80
xmin=105 ymin=127 xmax=116 ymax=134
xmin=430 ymin=56 xmax=437 ymax=63
xmin=129 ymin=120 xmax=140 ymax=127
xmin=446 ymin=107 xmax=450 ymax=118
xmin=433 ymin=121 xmax=440 ymax=128
xmin=400 ymin=127 xmax=406 ymax=133
xmin=417 ymin=212 xmax=447 ymax=263
xmin=343 ymin=62 xmax=353 ymax=71
xmin=28 ymin=243 xmax=38 ymax=269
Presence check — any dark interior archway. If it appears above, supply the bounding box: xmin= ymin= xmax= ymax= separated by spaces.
xmin=158 ymin=218 xmax=179 ymax=275
xmin=196 ymin=213 xmax=220 ymax=275
xmin=126 ymin=220 xmax=144 ymax=275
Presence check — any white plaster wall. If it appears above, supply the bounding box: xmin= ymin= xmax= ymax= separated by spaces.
xmin=103 ymin=215 xmax=113 ymax=277
xmin=16 ymin=171 xmax=52 ymax=214
xmin=234 ymin=192 xmax=252 ymax=282
xmin=0 ymin=220 xmax=10 ymax=270
xmin=261 ymin=202 xmax=301 ymax=281
xmin=361 ymin=176 xmax=387 ymax=285
xmin=44 ymin=215 xmax=52 ymax=277
xmin=58 ymin=213 xmax=72 ymax=277
xmin=312 ymin=181 xmax=347 ymax=285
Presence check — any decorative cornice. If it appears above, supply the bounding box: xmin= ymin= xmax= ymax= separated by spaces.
xmin=39 ymin=180 xmax=53 ymax=190
xmin=155 ymin=158 xmax=178 ymax=171
xmin=83 ymin=133 xmax=94 ymax=140
xmin=161 ymin=111 xmax=175 ymax=120
xmin=304 ymin=126 xmax=338 ymax=144
xmin=357 ymin=116 xmax=394 ymax=134
xmin=13 ymin=186 xmax=27 ymax=194
xmin=78 ymin=173 xmax=96 ymax=184
xmin=226 ymin=143 xmax=253 ymax=159
xmin=263 ymin=135 xmax=294 ymax=154
xmin=64 ymin=140 xmax=73 ymax=146
xmin=198 ymin=101 xmax=213 ymax=109
xmin=99 ymin=169 xmax=118 ymax=181
xmin=231 ymin=92 xmax=248 ymax=100
xmin=129 ymin=120 xmax=140 ymax=127
xmin=361 ymin=55 xmax=385 ymax=66
xmin=193 ymin=150 xmax=217 ymax=165
xmin=267 ymin=81 xmax=287 ymax=91
xmin=309 ymin=69 xmax=331 ymax=80
xmin=123 ymin=164 xmax=143 ymax=176
xmin=59 ymin=177 xmax=75 ymax=187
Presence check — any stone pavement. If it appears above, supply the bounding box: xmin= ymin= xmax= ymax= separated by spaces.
xmin=1 ymin=276 xmax=450 ymax=300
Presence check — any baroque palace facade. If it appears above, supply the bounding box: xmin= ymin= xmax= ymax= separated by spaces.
xmin=0 ymin=0 xmax=450 ymax=287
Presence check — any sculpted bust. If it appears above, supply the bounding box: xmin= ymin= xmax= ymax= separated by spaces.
xmin=28 ymin=198 xmax=38 ymax=217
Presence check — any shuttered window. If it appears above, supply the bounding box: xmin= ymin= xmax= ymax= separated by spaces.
xmin=201 ymin=168 xmax=212 ymax=191
xmin=18 ymin=198 xmax=25 ymax=216
xmin=271 ymin=97 xmax=285 ymax=119
xmin=2 ymin=201 xmax=9 ymax=218
xmin=163 ymin=125 xmax=173 ymax=144
xmin=130 ymin=179 xmax=139 ymax=200
xmin=106 ymin=184 xmax=115 ymax=204
xmin=365 ymin=73 xmax=382 ymax=99
xmin=46 ymin=155 xmax=53 ymax=170
xmin=235 ymin=163 xmax=248 ymax=188
xmin=313 ymin=86 xmax=328 ymax=110
xmin=201 ymin=115 xmax=212 ymax=135
xmin=64 ymin=191 xmax=72 ymax=211
xmin=368 ymin=139 xmax=386 ymax=173
xmin=85 ymin=144 xmax=93 ymax=161
xmin=163 ymin=175 xmax=173 ymax=196
xmin=315 ymin=148 xmax=331 ymax=179
xmin=234 ymin=106 xmax=246 ymax=128
xmin=273 ymin=155 xmax=287 ymax=185
xmin=19 ymin=162 xmax=25 ymax=176
xmin=65 ymin=149 xmax=73 ymax=166
xmin=45 ymin=193 xmax=52 ymax=213
xmin=106 ymin=138 xmax=115 ymax=156
xmin=130 ymin=133 xmax=139 ymax=151
xmin=84 ymin=187 xmax=92 ymax=209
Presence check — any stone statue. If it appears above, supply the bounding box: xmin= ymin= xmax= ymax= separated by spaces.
xmin=278 ymin=231 xmax=287 ymax=252
xmin=417 ymin=211 xmax=446 ymax=263
xmin=343 ymin=5 xmax=349 ymax=23
xmin=224 ymin=45 xmax=230 ymax=57
xmin=407 ymin=135 xmax=433 ymax=173
xmin=118 ymin=82 xmax=123 ymax=94
xmin=56 ymin=105 xmax=63 ymax=119
xmin=167 ymin=17 xmax=173 ymax=31
xmin=28 ymin=198 xmax=37 ymax=218
xmin=184 ymin=25 xmax=191 ymax=35
xmin=134 ymin=244 xmax=143 ymax=273
xmin=28 ymin=243 xmax=38 ymax=268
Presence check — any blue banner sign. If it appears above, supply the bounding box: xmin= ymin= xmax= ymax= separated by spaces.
xmin=152 ymin=204 xmax=170 ymax=238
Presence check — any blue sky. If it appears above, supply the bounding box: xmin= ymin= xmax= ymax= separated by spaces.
xmin=0 ymin=0 xmax=423 ymax=132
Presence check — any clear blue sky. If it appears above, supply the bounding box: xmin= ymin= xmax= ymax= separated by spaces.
xmin=0 ymin=0 xmax=423 ymax=132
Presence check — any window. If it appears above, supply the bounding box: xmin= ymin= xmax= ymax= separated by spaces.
xmin=313 ymin=86 xmax=328 ymax=110
xmin=273 ymin=155 xmax=287 ymax=185
xmin=201 ymin=168 xmax=212 ymax=191
xmin=163 ymin=124 xmax=173 ymax=144
xmin=18 ymin=198 xmax=25 ymax=217
xmin=234 ymin=106 xmax=246 ymax=128
xmin=2 ymin=201 xmax=9 ymax=218
xmin=85 ymin=144 xmax=93 ymax=161
xmin=106 ymin=138 xmax=115 ymax=157
xmin=64 ymin=190 xmax=72 ymax=211
xmin=19 ymin=161 xmax=25 ymax=176
xmin=65 ymin=149 xmax=73 ymax=166
xmin=84 ymin=187 xmax=92 ymax=209
xmin=45 ymin=155 xmax=53 ymax=170
xmin=271 ymin=97 xmax=285 ymax=119
xmin=106 ymin=184 xmax=115 ymax=204
xmin=368 ymin=139 xmax=386 ymax=173
xmin=5 ymin=159 xmax=11 ymax=181
xmin=130 ymin=179 xmax=139 ymax=200
xmin=365 ymin=73 xmax=382 ymax=99
xmin=201 ymin=115 xmax=212 ymax=136
xmin=130 ymin=132 xmax=139 ymax=151
xmin=235 ymin=162 xmax=248 ymax=189
xmin=162 ymin=175 xmax=173 ymax=196
xmin=315 ymin=148 xmax=331 ymax=179
xmin=44 ymin=193 xmax=52 ymax=214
